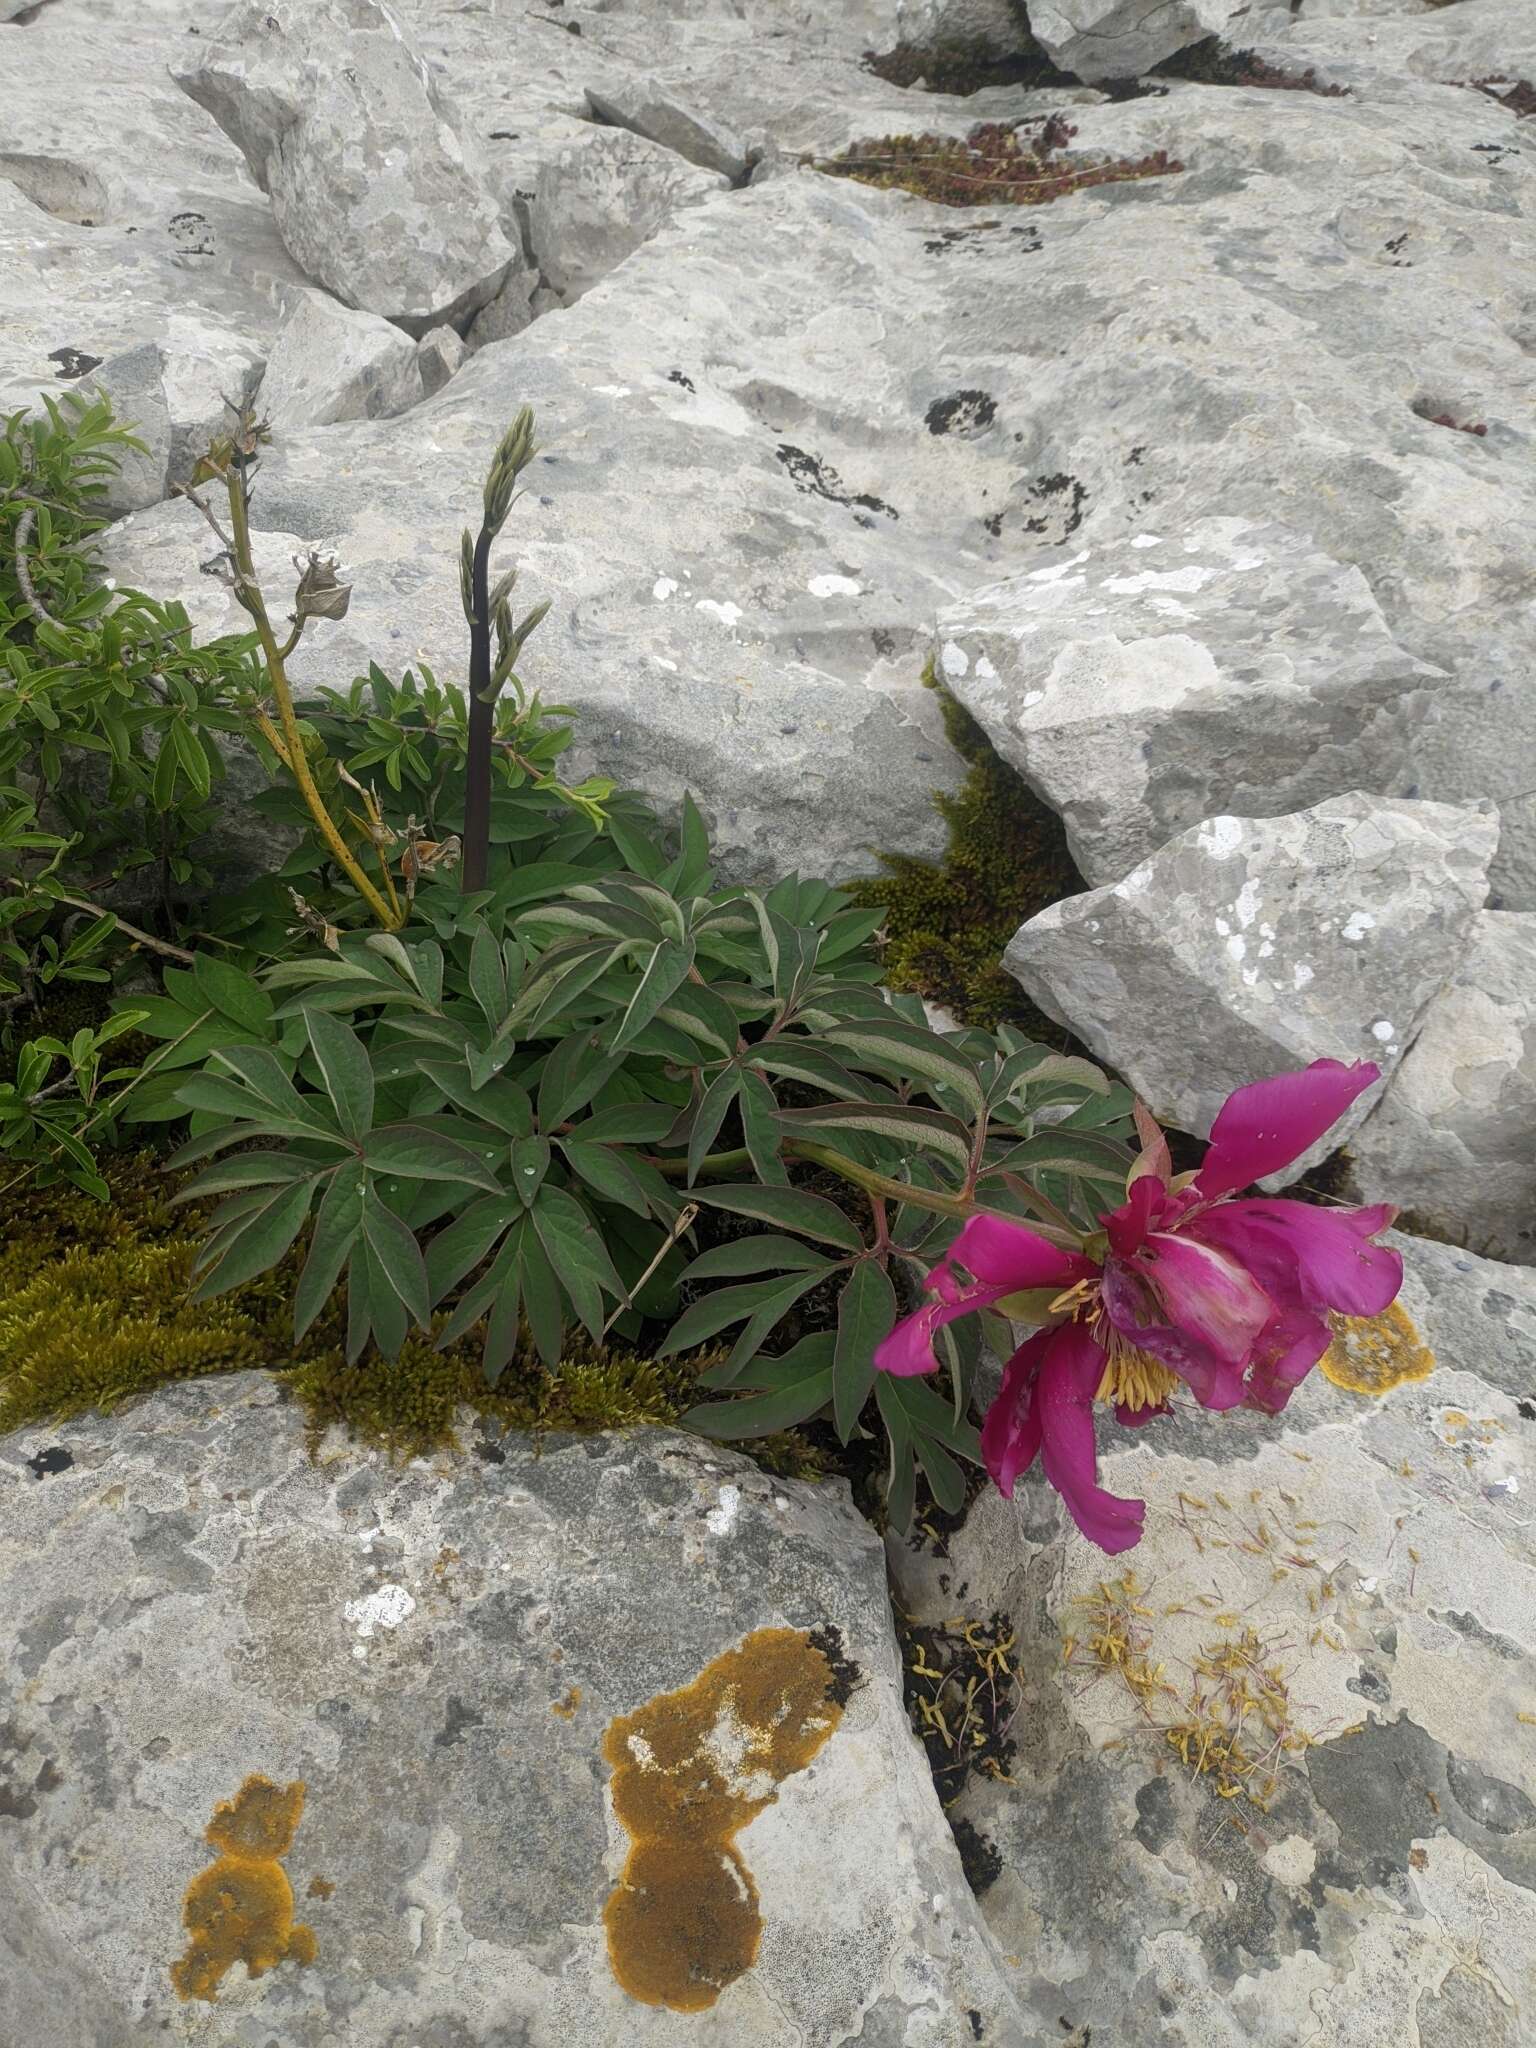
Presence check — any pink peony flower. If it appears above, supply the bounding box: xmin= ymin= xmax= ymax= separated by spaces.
xmin=875 ymin=1060 xmax=1403 ymax=1554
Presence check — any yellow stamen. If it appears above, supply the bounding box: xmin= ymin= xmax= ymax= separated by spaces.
xmin=1095 ymin=1329 xmax=1181 ymax=1413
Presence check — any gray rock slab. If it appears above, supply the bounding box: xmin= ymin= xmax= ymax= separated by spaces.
xmin=0 ymin=1376 xmax=1027 ymax=2044
xmin=529 ymin=127 xmax=727 ymax=304
xmin=1346 ymin=911 xmax=1536 ymax=1265
xmin=941 ymin=516 xmax=1449 ymax=887
xmin=415 ymin=323 xmax=467 ymax=398
xmin=256 ymin=290 xmax=423 ymax=431
xmin=887 ymin=1232 xmax=1536 ymax=2046
xmin=585 ymin=80 xmax=752 ymax=182
xmin=1026 ymin=0 xmax=1247 ymax=79
xmin=174 ymin=0 xmax=520 ymax=329
xmin=1005 ymin=793 xmax=1498 ymax=1171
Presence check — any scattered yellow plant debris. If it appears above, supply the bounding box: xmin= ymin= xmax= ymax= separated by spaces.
xmin=551 ymin=1686 xmax=582 ymax=1720
xmin=602 ymin=1627 xmax=846 ymax=2013
xmin=171 ymin=1776 xmax=316 ymax=2002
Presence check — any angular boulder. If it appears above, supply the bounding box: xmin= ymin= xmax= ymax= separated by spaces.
xmin=940 ymin=518 xmax=1447 ymax=888
xmin=256 ymin=290 xmax=423 ymax=431
xmin=530 ymin=129 xmax=727 ymax=305
xmin=1346 ymin=911 xmax=1536 ymax=1265
xmin=174 ymin=0 xmax=519 ymax=330
xmin=585 ymin=80 xmax=752 ymax=183
xmin=1005 ymin=793 xmax=1497 ymax=1173
xmin=888 ymin=1233 xmax=1536 ymax=2045
xmin=0 ymin=1376 xmax=1026 ymax=2044
xmin=1027 ymin=0 xmax=1247 ymax=80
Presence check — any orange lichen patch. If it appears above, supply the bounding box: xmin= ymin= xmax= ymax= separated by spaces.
xmin=552 ymin=1686 xmax=582 ymax=1720
xmin=306 ymin=1876 xmax=335 ymax=1900
xmin=1321 ymin=1303 xmax=1435 ymax=1395
xmin=602 ymin=1627 xmax=846 ymax=2014
xmin=170 ymin=1776 xmax=316 ymax=2003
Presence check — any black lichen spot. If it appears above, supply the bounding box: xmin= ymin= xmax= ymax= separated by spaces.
xmin=1133 ymin=1774 xmax=1177 ymax=1854
xmin=806 ymin=1625 xmax=863 ymax=1709
xmin=47 ymin=347 xmax=102 ymax=381
xmin=167 ymin=210 xmax=216 ymax=257
xmin=926 ymin=390 xmax=997 ymax=437
xmin=775 ymin=444 xmax=898 ymax=520
xmin=950 ymin=1816 xmax=1004 ymax=1895
xmin=434 ymin=1697 xmax=486 ymax=1750
xmin=1517 ymin=1399 xmax=1535 ymax=1421
xmin=25 ymin=1444 xmax=73 ymax=1478
xmin=968 ymin=2011 xmax=985 ymax=2040
xmin=1021 ymin=472 xmax=1088 ymax=541
xmin=666 ymin=369 xmax=696 ymax=392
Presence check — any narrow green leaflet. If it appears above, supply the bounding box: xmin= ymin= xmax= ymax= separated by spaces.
xmin=303 ymin=1008 xmax=375 ymax=1139
xmin=690 ymin=1183 xmax=865 ymax=1251
xmin=612 ymin=937 xmax=695 ymax=1051
xmin=292 ymin=1169 xmax=364 ymax=1337
xmin=659 ymin=1267 xmax=830 ymax=1368
xmin=776 ymin=1101 xmax=974 ymax=1177
xmin=824 ymin=1017 xmax=986 ymax=1115
xmin=530 ymin=1185 xmax=625 ymax=1340
xmin=683 ymin=1334 xmax=836 ymax=1439
xmin=686 ymin=1065 xmax=741 ymax=1185
xmin=737 ymin=1067 xmax=787 ymax=1187
xmin=680 ymin=1236 xmax=833 ymax=1283
xmin=833 ymin=1258 xmax=896 ymax=1442
xmin=193 ymin=1178 xmax=317 ymax=1299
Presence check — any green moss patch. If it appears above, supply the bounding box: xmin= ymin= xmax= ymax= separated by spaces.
xmin=849 ymin=668 xmax=1081 ymax=1035
xmin=0 ymin=1153 xmax=836 ymax=1474
xmin=821 ymin=116 xmax=1182 ymax=210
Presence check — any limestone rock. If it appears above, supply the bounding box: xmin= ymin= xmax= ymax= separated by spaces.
xmin=256 ymin=290 xmax=423 ymax=431
xmin=464 ymin=265 xmax=537 ymax=352
xmin=1005 ymin=793 xmax=1498 ymax=1173
xmin=1027 ymin=0 xmax=1247 ymax=79
xmin=1347 ymin=912 xmax=1536 ymax=1265
xmin=415 ymin=322 xmax=466 ymax=397
xmin=0 ymin=1377 xmax=1026 ymax=2044
xmin=941 ymin=518 xmax=1447 ymax=887
xmin=529 ymin=128 xmax=727 ymax=304
xmin=585 ymin=80 xmax=752 ymax=182
xmin=173 ymin=0 xmax=519 ymax=330
xmin=888 ymin=1232 xmax=1536 ymax=2046
xmin=80 ymin=345 xmax=173 ymax=514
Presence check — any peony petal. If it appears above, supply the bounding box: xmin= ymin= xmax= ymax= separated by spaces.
xmin=1103 ymin=1173 xmax=1162 ymax=1259
xmin=1101 ymin=1261 xmax=1248 ymax=1412
xmin=1113 ymin=1399 xmax=1172 ymax=1430
xmin=876 ymin=1292 xmax=997 ymax=1378
xmin=1133 ymin=1232 xmax=1274 ymax=1364
xmin=1186 ymin=1200 xmax=1403 ymax=1319
xmin=1033 ymin=1323 xmax=1146 ymax=1554
xmin=980 ymin=1329 xmax=1050 ymax=1495
xmin=944 ymin=1213 xmax=1096 ymax=1293
xmin=1195 ymin=1060 xmax=1382 ymax=1200
xmin=1245 ymin=1307 xmax=1333 ymax=1415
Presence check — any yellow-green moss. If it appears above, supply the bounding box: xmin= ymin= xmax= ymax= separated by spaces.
xmin=0 ymin=1152 xmax=835 ymax=1477
xmin=849 ymin=664 xmax=1081 ymax=1033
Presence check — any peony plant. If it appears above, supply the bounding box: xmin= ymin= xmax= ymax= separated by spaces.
xmin=875 ymin=1060 xmax=1404 ymax=1553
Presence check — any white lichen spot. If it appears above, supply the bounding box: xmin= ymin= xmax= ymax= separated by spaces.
xmin=344 ymin=1583 xmax=415 ymax=1639
xmin=1258 ymin=941 xmax=1275 ymax=960
xmin=1102 ymin=565 xmax=1211 ymax=596
xmin=1371 ymin=1020 xmax=1395 ymax=1043
xmin=1226 ymin=934 xmax=1247 ymax=964
xmin=626 ymin=1732 xmax=658 ymax=1769
xmin=1233 ymin=879 xmax=1263 ymax=930
xmin=1120 ymin=864 xmax=1154 ymax=894
xmin=704 ymin=1484 xmax=742 ymax=1537
xmin=653 ymin=576 xmax=678 ymax=601
xmin=974 ymin=654 xmax=998 ymax=680
xmin=1021 ymin=689 xmax=1045 ymax=709
xmin=696 ymin=599 xmax=743 ymax=629
xmin=1293 ymin=963 xmax=1314 ymax=991
xmin=651 ymin=656 xmax=679 ymax=672
xmin=1197 ymin=816 xmax=1244 ymax=862
xmin=940 ymin=640 xmax=969 ymax=679
xmin=1342 ymin=910 xmax=1376 ymax=943
xmin=1027 ymin=549 xmax=1090 ymax=583
xmin=808 ymin=574 xmax=862 ymax=599
xmin=1130 ymin=533 xmax=1164 ymax=550
xmin=1242 ymin=966 xmax=1260 ymax=987
xmin=593 ymin=384 xmax=632 ymax=397
xmin=1214 ymin=916 xmax=1232 ymax=938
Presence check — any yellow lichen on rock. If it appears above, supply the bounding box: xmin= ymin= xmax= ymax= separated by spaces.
xmin=1321 ymin=1302 xmax=1436 ymax=1395
xmin=602 ymin=1627 xmax=845 ymax=2013
xmin=171 ymin=1775 xmax=316 ymax=2002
